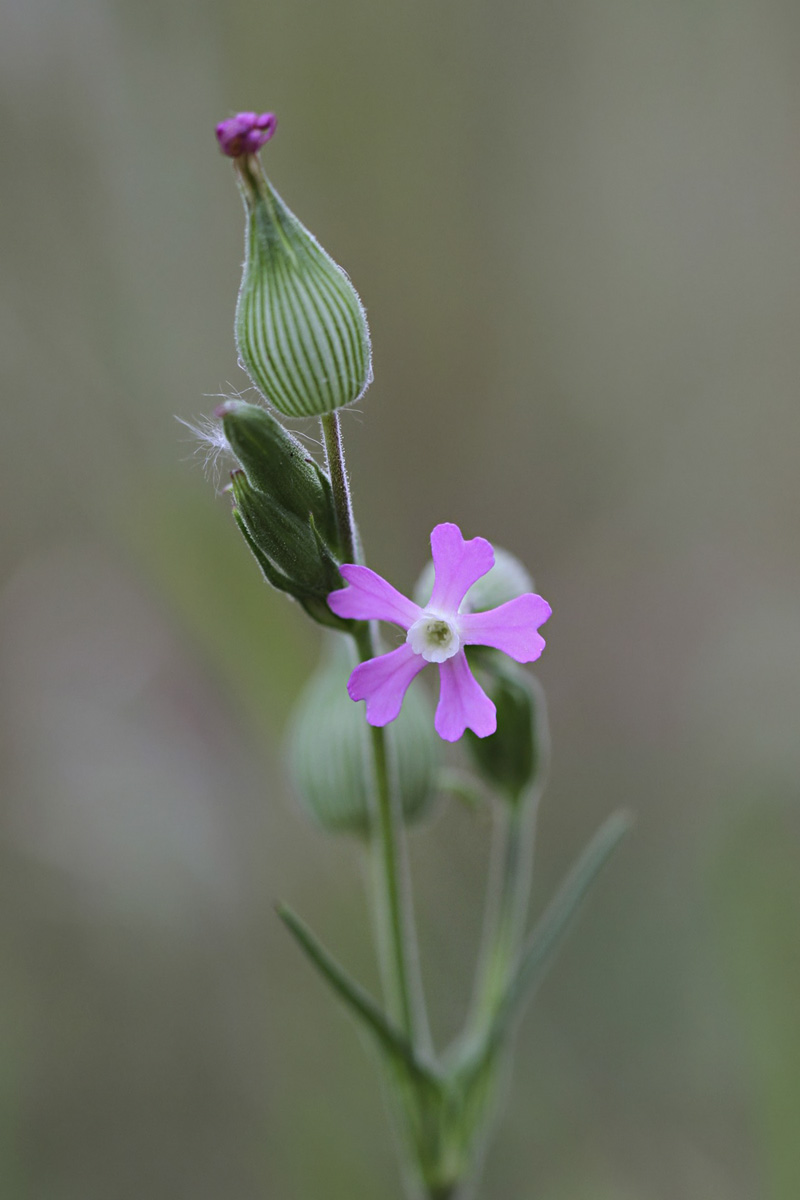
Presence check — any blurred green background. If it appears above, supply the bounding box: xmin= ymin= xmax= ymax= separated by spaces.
xmin=2 ymin=0 xmax=799 ymax=1196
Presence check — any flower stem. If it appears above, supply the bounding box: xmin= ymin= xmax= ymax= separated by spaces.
xmin=320 ymin=411 xmax=427 ymax=1048
xmin=468 ymin=796 xmax=538 ymax=1034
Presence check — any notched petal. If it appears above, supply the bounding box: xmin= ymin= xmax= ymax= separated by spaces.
xmin=460 ymin=594 xmax=551 ymax=663
xmin=429 ymin=523 xmax=495 ymax=615
xmin=435 ymin=650 xmax=497 ymax=742
xmin=347 ymin=644 xmax=427 ymax=726
xmin=328 ymin=565 xmax=422 ymax=629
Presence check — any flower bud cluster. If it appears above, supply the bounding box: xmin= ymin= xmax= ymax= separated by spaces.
xmin=219 ymin=400 xmax=346 ymax=627
xmin=213 ymin=112 xmax=370 ymax=618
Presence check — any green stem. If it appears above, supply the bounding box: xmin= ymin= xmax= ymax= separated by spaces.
xmin=468 ymin=796 xmax=538 ymax=1034
xmin=320 ymin=411 xmax=427 ymax=1048
xmin=320 ymin=409 xmax=358 ymax=565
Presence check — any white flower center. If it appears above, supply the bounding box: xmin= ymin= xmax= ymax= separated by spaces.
xmin=407 ymin=612 xmax=461 ymax=663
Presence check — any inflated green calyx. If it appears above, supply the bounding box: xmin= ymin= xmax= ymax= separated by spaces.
xmin=233 ymin=155 xmax=372 ymax=418
xmin=287 ymin=639 xmax=439 ymax=836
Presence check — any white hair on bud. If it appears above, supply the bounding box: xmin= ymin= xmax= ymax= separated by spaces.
xmin=209 ymin=381 xmax=260 ymax=404
xmin=176 ymin=412 xmax=232 ymax=491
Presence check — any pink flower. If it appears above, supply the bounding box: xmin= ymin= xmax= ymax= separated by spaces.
xmin=216 ymin=111 xmax=277 ymax=158
xmin=327 ymin=523 xmax=551 ymax=742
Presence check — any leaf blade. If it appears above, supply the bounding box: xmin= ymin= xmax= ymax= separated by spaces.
xmin=493 ymin=809 xmax=632 ymax=1043
xmin=277 ymin=903 xmax=439 ymax=1090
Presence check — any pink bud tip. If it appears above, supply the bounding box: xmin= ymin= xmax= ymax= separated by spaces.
xmin=214 ymin=401 xmax=239 ymax=419
xmin=215 ymin=111 xmax=277 ymax=158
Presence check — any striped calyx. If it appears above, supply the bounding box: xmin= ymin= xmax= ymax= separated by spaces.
xmin=233 ymin=156 xmax=372 ymax=418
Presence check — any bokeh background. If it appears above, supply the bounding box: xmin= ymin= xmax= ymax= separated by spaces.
xmin=2 ymin=0 xmax=799 ymax=1196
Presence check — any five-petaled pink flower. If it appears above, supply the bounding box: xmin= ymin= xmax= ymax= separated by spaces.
xmin=216 ymin=111 xmax=277 ymax=158
xmin=327 ymin=523 xmax=551 ymax=742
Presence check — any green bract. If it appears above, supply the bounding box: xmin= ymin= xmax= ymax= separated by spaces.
xmin=288 ymin=640 xmax=439 ymax=836
xmin=233 ymin=156 xmax=372 ymax=418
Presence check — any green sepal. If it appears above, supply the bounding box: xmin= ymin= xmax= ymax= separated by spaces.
xmin=297 ymin=594 xmax=354 ymax=632
xmin=465 ymin=659 xmax=549 ymax=805
xmin=232 ymin=470 xmax=341 ymax=600
xmin=232 ymin=508 xmax=299 ymax=597
xmin=277 ymin=903 xmax=439 ymax=1090
xmin=309 ymin=512 xmax=343 ymax=589
xmin=220 ymin=400 xmax=339 ymax=551
xmin=296 ymin=515 xmax=353 ymax=629
xmin=232 ymin=488 xmax=348 ymax=628
xmin=233 ymin=156 xmax=372 ymax=418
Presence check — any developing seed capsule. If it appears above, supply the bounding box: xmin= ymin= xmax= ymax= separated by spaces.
xmin=287 ymin=639 xmax=439 ymax=837
xmin=217 ymin=112 xmax=372 ymax=418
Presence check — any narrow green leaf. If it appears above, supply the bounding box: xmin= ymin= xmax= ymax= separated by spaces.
xmin=491 ymin=809 xmax=632 ymax=1044
xmin=277 ymin=903 xmax=439 ymax=1089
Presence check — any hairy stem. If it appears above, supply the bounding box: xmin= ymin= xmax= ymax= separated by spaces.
xmin=320 ymin=411 xmax=428 ymax=1048
xmin=320 ymin=408 xmax=358 ymax=565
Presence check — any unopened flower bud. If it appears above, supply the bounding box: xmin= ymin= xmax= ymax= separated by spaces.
xmin=218 ymin=114 xmax=372 ymax=417
xmin=216 ymin=111 xmax=277 ymax=158
xmin=288 ymin=640 xmax=439 ymax=836
xmin=218 ymin=400 xmax=338 ymax=552
xmin=464 ymin=661 xmax=549 ymax=804
xmin=229 ymin=469 xmax=344 ymax=626
xmin=414 ymin=545 xmax=534 ymax=613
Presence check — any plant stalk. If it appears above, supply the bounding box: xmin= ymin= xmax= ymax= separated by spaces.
xmin=320 ymin=409 xmax=359 ymax=566
xmin=320 ymin=411 xmax=428 ymax=1049
xmin=468 ymin=795 xmax=538 ymax=1035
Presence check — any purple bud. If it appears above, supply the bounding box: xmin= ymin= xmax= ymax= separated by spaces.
xmin=215 ymin=111 xmax=277 ymax=158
